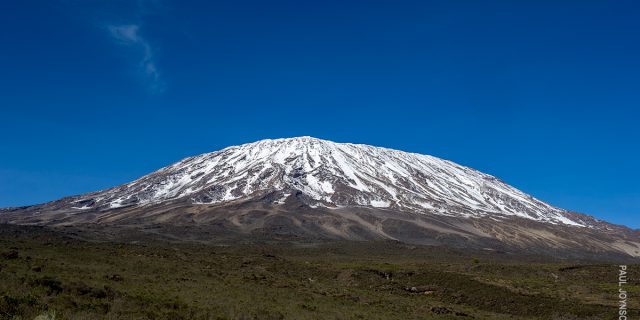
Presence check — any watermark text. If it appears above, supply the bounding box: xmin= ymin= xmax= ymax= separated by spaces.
xmin=619 ymin=265 xmax=628 ymax=320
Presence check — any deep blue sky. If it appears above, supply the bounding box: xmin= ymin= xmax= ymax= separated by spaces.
xmin=1 ymin=1 xmax=639 ymax=228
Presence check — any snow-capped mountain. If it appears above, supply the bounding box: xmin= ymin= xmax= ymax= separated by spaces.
xmin=2 ymin=137 xmax=639 ymax=259
xmin=68 ymin=137 xmax=581 ymax=225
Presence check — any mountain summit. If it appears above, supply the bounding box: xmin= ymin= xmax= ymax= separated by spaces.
xmin=66 ymin=137 xmax=580 ymax=225
xmin=2 ymin=137 xmax=639 ymax=259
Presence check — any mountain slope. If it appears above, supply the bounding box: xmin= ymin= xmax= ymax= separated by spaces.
xmin=1 ymin=137 xmax=638 ymax=259
xmin=34 ymin=137 xmax=584 ymax=225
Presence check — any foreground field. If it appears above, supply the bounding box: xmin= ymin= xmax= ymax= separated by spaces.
xmin=0 ymin=224 xmax=637 ymax=319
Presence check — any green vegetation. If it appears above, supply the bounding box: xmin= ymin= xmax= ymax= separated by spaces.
xmin=0 ymin=225 xmax=637 ymax=319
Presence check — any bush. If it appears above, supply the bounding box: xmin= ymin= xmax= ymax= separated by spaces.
xmin=0 ymin=293 xmax=39 ymax=317
xmin=34 ymin=310 xmax=56 ymax=320
xmin=1 ymin=250 xmax=18 ymax=260
xmin=31 ymin=276 xmax=63 ymax=295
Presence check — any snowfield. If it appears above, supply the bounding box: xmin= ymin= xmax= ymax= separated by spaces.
xmin=71 ymin=137 xmax=587 ymax=227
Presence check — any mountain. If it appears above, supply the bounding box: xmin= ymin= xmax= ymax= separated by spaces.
xmin=1 ymin=137 xmax=638 ymax=259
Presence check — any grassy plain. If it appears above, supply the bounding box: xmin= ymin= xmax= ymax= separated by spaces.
xmin=0 ymin=224 xmax=637 ymax=319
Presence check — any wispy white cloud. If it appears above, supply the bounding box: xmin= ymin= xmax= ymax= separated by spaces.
xmin=54 ymin=0 xmax=167 ymax=93
xmin=108 ymin=24 xmax=165 ymax=93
